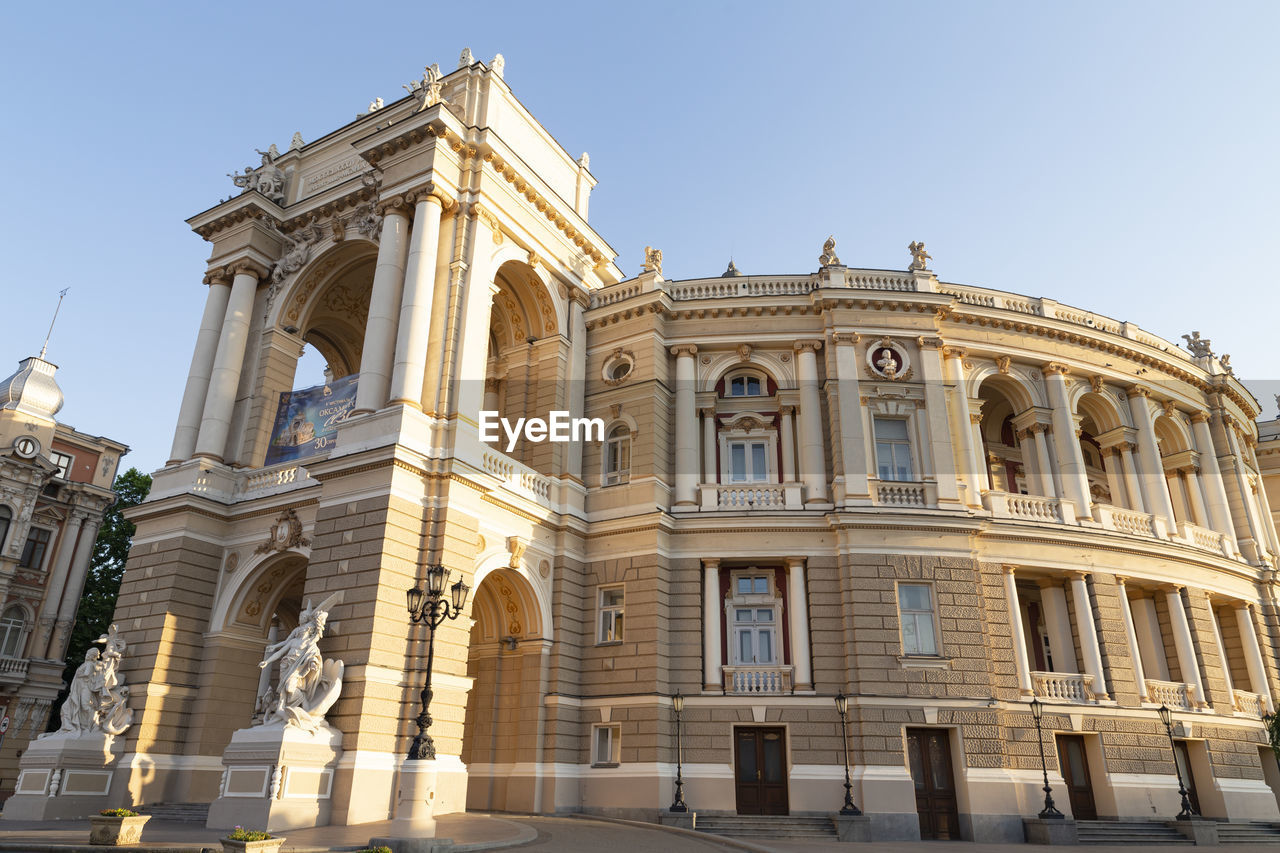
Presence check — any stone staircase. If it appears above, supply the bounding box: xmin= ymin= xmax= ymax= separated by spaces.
xmin=136 ymin=802 xmax=212 ymax=823
xmin=695 ymin=814 xmax=837 ymax=840
xmin=1076 ymin=819 xmax=1194 ymax=845
xmin=1218 ymin=821 xmax=1280 ymax=844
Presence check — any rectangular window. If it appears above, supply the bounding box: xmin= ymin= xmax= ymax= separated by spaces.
xmin=598 ymin=586 xmax=624 ymax=643
xmin=19 ymin=528 xmax=52 ymax=570
xmin=604 ymin=429 xmax=630 ymax=486
xmin=874 ymin=417 xmax=914 ymax=482
xmin=50 ymin=451 xmax=73 ymax=479
xmin=733 ymin=607 xmax=777 ymax=664
xmin=592 ymin=724 xmax=621 ymax=765
xmin=898 ymin=582 xmax=938 ymax=656
xmin=728 ymin=440 xmax=769 ymax=482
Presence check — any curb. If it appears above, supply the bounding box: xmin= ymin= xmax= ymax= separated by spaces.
xmin=564 ymin=813 xmax=779 ymax=852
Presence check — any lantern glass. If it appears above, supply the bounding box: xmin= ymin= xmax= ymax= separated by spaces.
xmin=834 ymin=692 xmax=848 ymax=716
xmin=1029 ymin=696 xmax=1043 ymax=721
xmin=406 ymin=586 xmax=424 ymax=617
xmin=1158 ymin=705 xmax=1172 ymax=727
xmin=673 ymin=691 xmax=684 ymax=713
xmin=451 ymin=577 xmax=470 ymax=611
xmin=427 ymin=565 xmax=449 ymax=596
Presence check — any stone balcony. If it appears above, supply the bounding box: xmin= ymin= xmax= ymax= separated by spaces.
xmin=0 ymin=656 xmax=29 ymax=687
xmin=869 ymin=480 xmax=936 ymax=509
xmin=1145 ymin=678 xmax=1198 ymax=710
xmin=699 ymin=483 xmax=803 ymax=511
xmin=1032 ymin=671 xmax=1097 ymax=704
xmin=1232 ymin=689 xmax=1266 ymax=717
xmin=984 ymin=491 xmax=1074 ymax=525
xmin=723 ymin=664 xmax=794 ymax=695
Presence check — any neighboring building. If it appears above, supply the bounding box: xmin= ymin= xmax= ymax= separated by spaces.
xmin=102 ymin=54 xmax=1280 ymax=841
xmin=0 ymin=354 xmax=127 ymax=798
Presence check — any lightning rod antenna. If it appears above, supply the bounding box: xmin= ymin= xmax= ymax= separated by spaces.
xmin=39 ymin=288 xmax=70 ymax=360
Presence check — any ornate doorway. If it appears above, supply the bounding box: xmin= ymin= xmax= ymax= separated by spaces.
xmin=734 ymin=727 xmax=788 ymax=815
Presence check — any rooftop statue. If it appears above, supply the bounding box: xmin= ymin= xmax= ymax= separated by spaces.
xmin=227 ymin=143 xmax=287 ymax=205
xmin=405 ymin=64 xmax=444 ymax=112
xmin=643 ymin=246 xmax=663 ymax=275
xmin=459 ymin=47 xmax=474 ymax=68
xmin=43 ymin=624 xmax=133 ymax=738
xmin=256 ymin=592 xmax=344 ymax=734
xmin=819 ymin=235 xmax=841 ymax=267
xmin=908 ymin=241 xmax=932 ymax=271
xmin=1182 ymin=331 xmax=1213 ymax=358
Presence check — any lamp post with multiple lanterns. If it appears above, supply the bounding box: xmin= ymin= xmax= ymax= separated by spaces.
xmin=1028 ymin=697 xmax=1064 ymax=819
xmin=1157 ymin=705 xmax=1198 ymax=820
xmin=834 ymin=693 xmax=862 ymax=815
xmin=405 ymin=565 xmax=470 ymax=761
xmin=670 ymin=691 xmax=688 ymax=812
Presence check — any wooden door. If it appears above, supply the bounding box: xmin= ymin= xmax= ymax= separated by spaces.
xmin=1055 ymin=734 xmax=1097 ymax=820
xmin=734 ymin=727 xmax=789 ymax=815
xmin=1173 ymin=741 xmax=1202 ymax=816
xmin=906 ymin=728 xmax=961 ymax=840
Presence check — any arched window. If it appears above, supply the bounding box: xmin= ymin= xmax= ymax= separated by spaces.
xmin=0 ymin=506 xmax=10 ymax=553
xmin=0 ymin=606 xmax=28 ymax=658
xmin=603 ymin=425 xmax=631 ymax=486
xmin=725 ymin=371 xmax=765 ymax=398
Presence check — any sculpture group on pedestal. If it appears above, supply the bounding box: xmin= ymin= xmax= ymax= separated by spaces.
xmin=43 ymin=624 xmax=133 ymax=739
xmin=255 ymin=592 xmax=344 ymax=734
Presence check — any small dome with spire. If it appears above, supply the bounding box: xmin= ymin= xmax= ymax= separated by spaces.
xmin=0 ymin=356 xmax=64 ymax=421
xmin=721 ymin=259 xmax=743 ymax=278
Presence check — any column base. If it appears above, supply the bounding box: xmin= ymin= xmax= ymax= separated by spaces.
xmin=388 ymin=759 xmax=441 ymax=838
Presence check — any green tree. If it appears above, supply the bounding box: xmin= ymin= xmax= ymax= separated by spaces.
xmin=48 ymin=467 xmax=151 ymax=730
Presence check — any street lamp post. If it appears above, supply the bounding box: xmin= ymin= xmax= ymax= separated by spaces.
xmin=669 ymin=691 xmax=688 ymax=812
xmin=1028 ymin=697 xmax=1064 ymax=819
xmin=834 ymin=693 xmax=861 ymax=815
xmin=1157 ymin=705 xmax=1197 ymax=820
xmin=405 ymin=565 xmax=470 ymax=761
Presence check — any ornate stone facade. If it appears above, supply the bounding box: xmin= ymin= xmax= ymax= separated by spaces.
xmin=75 ymin=56 xmax=1280 ymax=842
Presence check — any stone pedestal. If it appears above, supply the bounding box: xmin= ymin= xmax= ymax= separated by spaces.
xmin=658 ymin=810 xmax=695 ymax=829
xmin=1023 ymin=817 xmax=1078 ymax=845
xmin=1170 ymin=817 xmax=1218 ymax=845
xmin=368 ymin=760 xmax=458 ymax=852
xmin=1 ymin=731 xmax=121 ymax=820
xmin=206 ymin=722 xmax=343 ymax=832
xmin=835 ymin=814 xmax=872 ymax=842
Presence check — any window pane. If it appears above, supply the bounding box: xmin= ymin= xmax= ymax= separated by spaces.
xmin=915 ymin=615 xmax=937 ymax=655
xmin=899 ymin=584 xmax=930 ymax=611
xmin=736 ymin=578 xmax=750 ymax=596
xmin=602 ymin=589 xmax=623 ymax=607
xmin=751 ymin=443 xmax=767 ymax=480
xmin=730 ymin=377 xmax=744 ymax=396
xmin=902 ymin=615 xmax=920 ymax=654
xmin=731 ymin=444 xmax=746 ymax=480
xmin=756 ymin=609 xmax=772 ymax=622
xmin=746 ymin=377 xmax=761 ymax=395
xmin=876 ymin=442 xmax=893 ymax=480
xmin=753 ymin=577 xmax=768 ymax=594
xmin=735 ymin=609 xmax=752 ymax=622
xmin=758 ymin=631 xmax=773 ymax=663
xmin=739 ymin=631 xmax=753 ymax=662
xmin=595 ymin=728 xmax=611 ymax=763
xmin=894 ymin=445 xmax=913 ymax=481
xmin=875 ymin=418 xmax=909 ymax=441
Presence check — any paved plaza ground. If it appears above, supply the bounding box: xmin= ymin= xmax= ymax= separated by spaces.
xmin=0 ymin=813 xmax=1240 ymax=853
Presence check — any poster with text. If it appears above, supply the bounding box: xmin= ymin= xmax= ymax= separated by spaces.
xmin=265 ymin=374 xmax=359 ymax=466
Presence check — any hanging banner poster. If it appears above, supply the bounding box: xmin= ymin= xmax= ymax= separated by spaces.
xmin=265 ymin=374 xmax=359 ymax=465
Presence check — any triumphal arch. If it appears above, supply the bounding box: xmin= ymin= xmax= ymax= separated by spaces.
xmin=105 ymin=53 xmax=619 ymax=826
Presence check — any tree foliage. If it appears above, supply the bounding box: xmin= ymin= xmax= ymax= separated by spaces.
xmin=49 ymin=467 xmax=151 ymax=728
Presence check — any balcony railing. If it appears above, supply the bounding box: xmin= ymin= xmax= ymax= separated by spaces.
xmin=1093 ymin=503 xmax=1160 ymax=538
xmin=984 ymin=491 xmax=1073 ymax=524
xmin=1146 ymin=678 xmax=1197 ymax=710
xmin=1176 ymin=521 xmax=1234 ymax=558
xmin=699 ymin=483 xmax=802 ymax=511
xmin=1232 ymin=689 xmax=1265 ymax=717
xmin=872 ymin=481 xmax=930 ymax=508
xmin=0 ymin=656 xmax=30 ymax=684
xmin=723 ymin=665 xmax=794 ymax=695
xmin=1032 ymin=671 xmax=1096 ymax=704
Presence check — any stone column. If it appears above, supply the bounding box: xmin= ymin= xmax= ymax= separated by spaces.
xmin=831 ymin=334 xmax=868 ymax=498
xmin=672 ymin=346 xmax=699 ymax=506
xmin=794 ymin=341 xmax=828 ymax=503
xmin=700 ymin=408 xmax=717 ymax=484
xmin=786 ymin=557 xmax=812 ymax=691
xmin=1224 ymin=422 xmax=1268 ymax=561
xmin=1068 ymin=572 xmax=1110 ymax=700
xmin=1235 ymin=604 xmax=1275 ymax=712
xmin=1036 ymin=580 xmax=1078 ymax=674
xmin=918 ymin=338 xmax=960 ymax=505
xmin=1131 ymin=595 xmax=1171 ymax=682
xmin=31 ymin=512 xmax=85 ymax=657
xmin=1031 ymin=426 xmax=1057 ymax=498
xmin=1004 ymin=567 xmax=1034 ymax=696
xmin=1128 ymin=388 xmax=1176 ymax=528
xmin=1163 ymin=585 xmax=1207 ymax=707
xmin=1115 ymin=578 xmax=1149 ymax=701
xmin=944 ymin=347 xmax=983 ymax=506
xmin=1183 ymin=467 xmax=1209 ymax=528
xmin=1100 ymin=449 xmax=1125 ymax=509
xmin=46 ymin=518 xmax=101 ymax=660
xmin=1044 ymin=364 xmax=1092 ymax=519
xmin=1190 ymin=412 xmax=1236 ymax=544
xmin=703 ymin=559 xmax=722 ymax=692
xmin=1166 ymin=468 xmax=1191 ymax=524
xmin=194 ymin=264 xmax=262 ymax=460
xmin=352 ymin=201 xmax=412 ymax=414
xmin=388 ymin=190 xmax=446 ymax=407
xmin=779 ymin=406 xmax=796 ymax=483
xmin=169 ymin=273 xmax=232 ymax=462
xmin=1209 ymin=603 xmax=1235 ymax=694
xmin=1117 ymin=443 xmax=1146 ymax=512
xmin=564 ymin=292 xmax=588 ymax=481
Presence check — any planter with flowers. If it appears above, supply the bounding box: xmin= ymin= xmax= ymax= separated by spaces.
xmin=220 ymin=826 xmax=285 ymax=853
xmin=89 ymin=808 xmax=151 ymax=846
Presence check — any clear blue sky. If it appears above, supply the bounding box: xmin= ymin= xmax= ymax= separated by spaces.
xmin=2 ymin=1 xmax=1277 ymax=473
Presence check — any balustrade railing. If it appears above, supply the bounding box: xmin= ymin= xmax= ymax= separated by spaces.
xmin=482 ymin=452 xmax=552 ymax=503
xmin=1093 ymin=503 xmax=1159 ymax=538
xmin=983 ymin=491 xmax=1070 ymax=524
xmin=723 ymin=665 xmax=794 ymax=695
xmin=1232 ymin=689 xmax=1265 ymax=717
xmin=875 ymin=482 xmax=928 ymax=507
xmin=1031 ymin=671 xmax=1096 ymax=703
xmin=1146 ymin=678 xmax=1196 ymax=710
xmin=0 ymin=657 xmax=30 ymax=680
xmin=718 ymin=485 xmax=786 ymax=509
xmin=237 ymin=463 xmax=313 ymax=497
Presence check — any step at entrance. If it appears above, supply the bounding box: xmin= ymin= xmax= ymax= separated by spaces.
xmin=1217 ymin=821 xmax=1280 ymax=844
xmin=1076 ymin=820 xmax=1194 ymax=845
xmin=136 ymin=802 xmax=212 ymax=823
xmin=695 ymin=814 xmax=837 ymax=839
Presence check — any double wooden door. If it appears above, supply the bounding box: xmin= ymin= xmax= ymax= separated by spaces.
xmin=1055 ymin=734 xmax=1097 ymax=820
xmin=906 ymin=728 xmax=960 ymax=839
xmin=734 ymin=727 xmax=789 ymax=815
